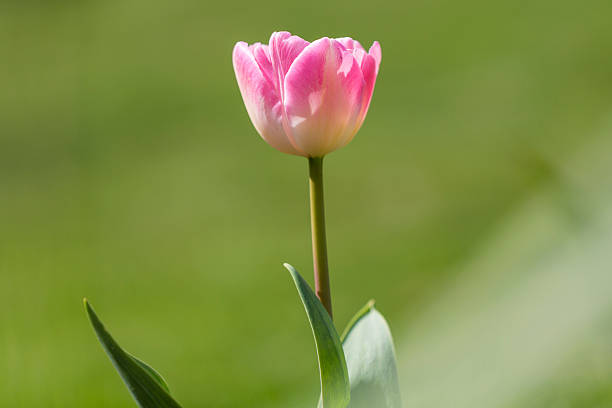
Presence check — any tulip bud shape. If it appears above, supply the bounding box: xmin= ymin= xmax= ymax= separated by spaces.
xmin=233 ymin=31 xmax=381 ymax=157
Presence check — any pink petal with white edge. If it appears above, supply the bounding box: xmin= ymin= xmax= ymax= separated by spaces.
xmin=283 ymin=38 xmax=366 ymax=157
xmin=232 ymin=42 xmax=301 ymax=155
xmin=269 ymin=31 xmax=309 ymax=97
xmin=368 ymin=41 xmax=382 ymax=74
xmin=250 ymin=43 xmax=274 ymax=87
xmin=355 ymin=41 xmax=382 ymax=128
xmin=335 ymin=37 xmax=365 ymax=52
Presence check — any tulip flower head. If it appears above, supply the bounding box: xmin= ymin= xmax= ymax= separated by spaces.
xmin=233 ymin=31 xmax=381 ymax=157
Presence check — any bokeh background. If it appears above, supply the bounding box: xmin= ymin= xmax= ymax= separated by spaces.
xmin=2 ymin=0 xmax=612 ymax=406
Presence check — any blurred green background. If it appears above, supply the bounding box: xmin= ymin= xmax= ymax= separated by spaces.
xmin=2 ymin=0 xmax=612 ymax=406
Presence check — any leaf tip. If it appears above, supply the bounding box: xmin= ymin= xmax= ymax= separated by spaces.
xmin=83 ymin=298 xmax=94 ymax=316
xmin=283 ymin=262 xmax=298 ymax=278
xmin=83 ymin=299 xmax=99 ymax=328
xmin=341 ymin=300 xmax=379 ymax=342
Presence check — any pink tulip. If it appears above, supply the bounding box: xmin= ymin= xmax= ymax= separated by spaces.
xmin=233 ymin=31 xmax=381 ymax=157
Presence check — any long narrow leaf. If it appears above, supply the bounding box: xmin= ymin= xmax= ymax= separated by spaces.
xmin=84 ymin=299 xmax=182 ymax=408
xmin=284 ymin=263 xmax=350 ymax=408
xmin=341 ymin=301 xmax=401 ymax=408
xmin=131 ymin=355 xmax=171 ymax=394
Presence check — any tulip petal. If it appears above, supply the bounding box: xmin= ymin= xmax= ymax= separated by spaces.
xmin=358 ymin=54 xmax=377 ymax=122
xmin=283 ymin=38 xmax=366 ymax=157
xmin=232 ymin=42 xmax=300 ymax=155
xmin=335 ymin=37 xmax=365 ymax=53
xmin=269 ymin=31 xmax=309 ymax=96
xmin=250 ymin=43 xmax=274 ymax=87
xmin=351 ymin=47 xmax=367 ymax=69
xmin=355 ymin=42 xmax=382 ymax=128
xmin=369 ymin=41 xmax=382 ymax=74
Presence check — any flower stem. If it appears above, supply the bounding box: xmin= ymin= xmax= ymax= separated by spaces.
xmin=308 ymin=156 xmax=333 ymax=319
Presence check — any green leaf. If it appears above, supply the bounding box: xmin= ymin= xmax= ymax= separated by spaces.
xmin=341 ymin=301 xmax=401 ymax=408
xmin=131 ymin=355 xmax=171 ymax=394
xmin=83 ymin=299 xmax=182 ymax=408
xmin=284 ymin=263 xmax=350 ymax=408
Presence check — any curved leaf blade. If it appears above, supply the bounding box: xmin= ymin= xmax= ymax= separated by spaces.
xmin=84 ymin=299 xmax=182 ymax=408
xmin=131 ymin=354 xmax=171 ymax=394
xmin=341 ymin=301 xmax=401 ymax=408
xmin=284 ymin=263 xmax=350 ymax=408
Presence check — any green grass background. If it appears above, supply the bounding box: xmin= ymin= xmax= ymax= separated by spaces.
xmin=2 ymin=0 xmax=612 ymax=406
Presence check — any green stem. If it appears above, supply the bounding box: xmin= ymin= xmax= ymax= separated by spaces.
xmin=308 ymin=156 xmax=333 ymax=319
